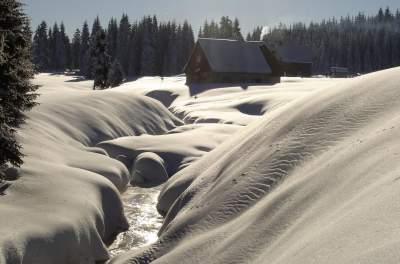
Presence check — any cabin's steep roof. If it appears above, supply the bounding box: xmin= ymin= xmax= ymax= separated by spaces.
xmin=196 ymin=38 xmax=272 ymax=74
xmin=272 ymin=44 xmax=313 ymax=64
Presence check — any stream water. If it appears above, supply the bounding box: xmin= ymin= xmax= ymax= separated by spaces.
xmin=108 ymin=186 xmax=163 ymax=257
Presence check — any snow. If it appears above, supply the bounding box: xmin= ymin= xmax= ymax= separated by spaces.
xmin=111 ymin=67 xmax=400 ymax=264
xmin=3 ymin=68 xmax=399 ymax=264
xmin=131 ymin=152 xmax=169 ymax=188
xmin=0 ymin=73 xmax=181 ymax=263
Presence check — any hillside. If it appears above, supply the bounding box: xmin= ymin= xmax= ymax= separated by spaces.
xmin=2 ymin=69 xmax=399 ymax=263
xmin=112 ymin=67 xmax=400 ymax=264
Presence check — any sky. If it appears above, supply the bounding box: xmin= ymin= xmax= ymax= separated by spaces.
xmin=22 ymin=0 xmax=399 ymax=37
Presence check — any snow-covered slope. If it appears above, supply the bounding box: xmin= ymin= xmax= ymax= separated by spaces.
xmin=117 ymin=76 xmax=339 ymax=125
xmin=0 ymin=74 xmax=182 ymax=263
xmin=112 ymin=67 xmax=400 ymax=264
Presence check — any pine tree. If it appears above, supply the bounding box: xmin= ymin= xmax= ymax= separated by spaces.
xmin=80 ymin=21 xmax=90 ymax=77
xmin=246 ymin=33 xmax=251 ymax=41
xmin=181 ymin=21 xmax=195 ymax=66
xmin=49 ymin=23 xmax=59 ymax=70
xmin=163 ymin=22 xmax=178 ymax=75
xmin=140 ymin=16 xmax=157 ymax=76
xmin=117 ymin=14 xmax=130 ymax=75
xmin=91 ymin=28 xmax=110 ymax=89
xmin=232 ymin=18 xmax=244 ymax=41
xmin=85 ymin=17 xmax=103 ymax=80
xmin=60 ymin=22 xmax=70 ymax=70
xmin=108 ymin=59 xmax=124 ymax=87
xmin=71 ymin=29 xmax=81 ymax=69
xmin=106 ymin=18 xmax=118 ymax=61
xmin=0 ymin=0 xmax=38 ymax=170
xmin=128 ymin=22 xmax=140 ymax=76
xmin=32 ymin=21 xmax=49 ymax=71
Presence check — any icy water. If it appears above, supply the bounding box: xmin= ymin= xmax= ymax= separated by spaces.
xmin=109 ymin=186 xmax=163 ymax=257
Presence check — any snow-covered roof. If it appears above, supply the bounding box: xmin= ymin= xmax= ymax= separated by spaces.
xmin=273 ymin=44 xmax=313 ymax=64
xmin=197 ymin=38 xmax=272 ymax=74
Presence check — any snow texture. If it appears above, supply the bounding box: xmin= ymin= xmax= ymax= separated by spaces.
xmin=112 ymin=68 xmax=400 ymax=264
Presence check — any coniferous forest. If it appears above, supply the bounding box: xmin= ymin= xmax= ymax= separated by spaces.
xmin=32 ymin=15 xmax=195 ymax=88
xmin=248 ymin=7 xmax=400 ymax=75
xmin=32 ymin=7 xmax=400 ymax=82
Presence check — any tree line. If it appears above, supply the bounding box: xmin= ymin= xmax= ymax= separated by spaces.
xmin=253 ymin=7 xmax=400 ymax=74
xmin=32 ymin=15 xmax=195 ymax=88
xmin=198 ymin=16 xmax=244 ymax=40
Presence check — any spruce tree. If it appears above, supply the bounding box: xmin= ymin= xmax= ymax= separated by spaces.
xmin=232 ymin=18 xmax=244 ymax=41
xmin=117 ymin=14 xmax=130 ymax=75
xmin=60 ymin=23 xmax=71 ymax=70
xmin=71 ymin=29 xmax=81 ymax=70
xmin=128 ymin=22 xmax=139 ymax=76
xmin=0 ymin=0 xmax=38 ymax=170
xmin=80 ymin=21 xmax=90 ymax=77
xmin=91 ymin=29 xmax=110 ymax=89
xmin=106 ymin=18 xmax=118 ymax=60
xmin=140 ymin=16 xmax=157 ymax=76
xmin=32 ymin=21 xmax=49 ymax=71
xmin=108 ymin=59 xmax=124 ymax=87
xmin=87 ymin=17 xmax=103 ymax=79
xmin=49 ymin=23 xmax=60 ymax=70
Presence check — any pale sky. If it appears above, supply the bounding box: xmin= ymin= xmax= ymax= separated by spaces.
xmin=22 ymin=0 xmax=399 ymax=37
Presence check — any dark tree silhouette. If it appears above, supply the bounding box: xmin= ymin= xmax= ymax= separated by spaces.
xmin=32 ymin=15 xmax=195 ymax=79
xmin=32 ymin=21 xmax=49 ymax=71
xmin=108 ymin=59 xmax=124 ymax=87
xmin=260 ymin=8 xmax=400 ymax=74
xmin=0 ymin=0 xmax=38 ymax=171
xmin=91 ymin=29 xmax=110 ymax=89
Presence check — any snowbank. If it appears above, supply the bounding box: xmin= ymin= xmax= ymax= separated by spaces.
xmin=98 ymin=124 xmax=241 ymax=186
xmin=0 ymin=74 xmax=181 ymax=263
xmin=112 ymin=67 xmax=400 ymax=264
xmin=131 ymin=152 xmax=168 ymax=188
xmin=116 ymin=76 xmax=339 ymax=125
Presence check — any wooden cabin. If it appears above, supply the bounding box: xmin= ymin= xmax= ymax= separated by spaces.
xmin=269 ymin=44 xmax=313 ymax=77
xmin=184 ymin=38 xmax=280 ymax=85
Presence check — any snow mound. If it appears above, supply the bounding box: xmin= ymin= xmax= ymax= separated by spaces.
xmin=0 ymin=74 xmax=181 ymax=264
xmin=170 ymin=78 xmax=338 ymax=125
xmin=98 ymin=123 xmax=241 ymax=181
xmin=112 ymin=67 xmax=400 ymax=264
xmin=114 ymin=76 xmax=339 ymax=126
xmin=131 ymin=152 xmax=168 ymax=188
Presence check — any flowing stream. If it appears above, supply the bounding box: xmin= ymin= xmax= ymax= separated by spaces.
xmin=109 ymin=186 xmax=163 ymax=257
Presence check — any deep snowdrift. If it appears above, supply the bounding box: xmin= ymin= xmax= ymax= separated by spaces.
xmin=0 ymin=74 xmax=182 ymax=263
xmin=115 ymin=76 xmax=338 ymax=125
xmin=98 ymin=123 xmax=241 ymax=186
xmin=112 ymin=67 xmax=400 ymax=264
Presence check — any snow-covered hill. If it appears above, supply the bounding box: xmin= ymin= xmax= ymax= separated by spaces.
xmin=3 ymin=69 xmax=396 ymax=264
xmin=112 ymin=68 xmax=400 ymax=264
